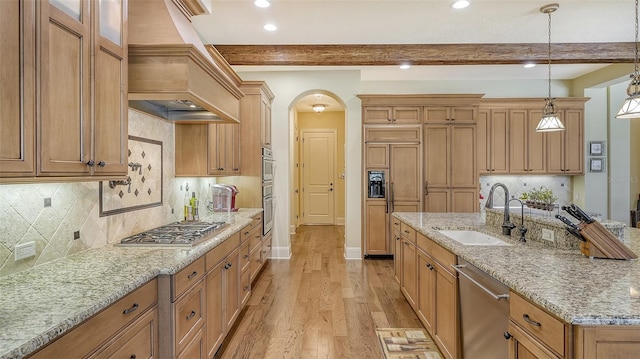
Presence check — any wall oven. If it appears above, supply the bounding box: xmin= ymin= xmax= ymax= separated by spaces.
xmin=262 ymin=147 xmax=274 ymax=236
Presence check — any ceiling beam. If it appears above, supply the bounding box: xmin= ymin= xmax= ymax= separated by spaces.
xmin=210 ymin=43 xmax=634 ymax=66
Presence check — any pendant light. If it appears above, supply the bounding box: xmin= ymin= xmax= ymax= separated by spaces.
xmin=535 ymin=3 xmax=565 ymax=132
xmin=616 ymin=0 xmax=640 ymax=119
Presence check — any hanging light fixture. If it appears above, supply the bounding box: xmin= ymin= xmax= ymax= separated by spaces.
xmin=616 ymin=0 xmax=640 ymax=119
xmin=535 ymin=3 xmax=565 ymax=132
xmin=312 ymin=104 xmax=326 ymax=113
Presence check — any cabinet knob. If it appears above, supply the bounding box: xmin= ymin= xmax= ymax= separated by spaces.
xmin=503 ymin=332 xmax=512 ymax=340
xmin=130 ymin=355 xmax=137 ymax=359
xmin=97 ymin=161 xmax=106 ymax=167
xmin=86 ymin=160 xmax=95 ymax=167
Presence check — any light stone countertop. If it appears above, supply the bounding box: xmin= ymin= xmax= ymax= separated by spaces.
xmin=393 ymin=212 xmax=640 ymax=327
xmin=0 ymin=208 xmax=262 ymax=359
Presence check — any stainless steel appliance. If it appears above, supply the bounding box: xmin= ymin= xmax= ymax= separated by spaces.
xmin=453 ymin=258 xmax=510 ymax=359
xmin=117 ymin=221 xmax=228 ymax=247
xmin=262 ymin=147 xmax=274 ymax=235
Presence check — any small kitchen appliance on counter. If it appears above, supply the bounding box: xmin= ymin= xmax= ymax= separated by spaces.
xmin=117 ymin=221 xmax=229 ymax=247
xmin=211 ymin=184 xmax=239 ymax=212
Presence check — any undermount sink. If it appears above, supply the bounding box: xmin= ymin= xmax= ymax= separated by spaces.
xmin=437 ymin=230 xmax=512 ymax=246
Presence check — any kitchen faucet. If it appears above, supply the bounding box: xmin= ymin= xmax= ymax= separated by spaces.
xmin=509 ymin=198 xmax=528 ymax=242
xmin=484 ymin=183 xmax=516 ymax=236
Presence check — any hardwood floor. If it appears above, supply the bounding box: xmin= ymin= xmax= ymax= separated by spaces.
xmin=218 ymin=225 xmax=424 ymax=359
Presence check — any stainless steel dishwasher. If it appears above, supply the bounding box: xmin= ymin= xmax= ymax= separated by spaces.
xmin=453 ymin=258 xmax=510 ymax=359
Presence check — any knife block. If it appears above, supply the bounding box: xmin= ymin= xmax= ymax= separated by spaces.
xmin=579 ymin=221 xmax=637 ymax=260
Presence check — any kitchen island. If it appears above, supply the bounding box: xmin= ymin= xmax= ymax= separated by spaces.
xmin=0 ymin=209 xmax=262 ymax=359
xmin=393 ymin=211 xmax=640 ymax=359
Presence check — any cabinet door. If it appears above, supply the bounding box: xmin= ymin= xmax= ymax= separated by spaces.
xmin=451 ymin=106 xmax=477 ymax=123
xmin=261 ymin=97 xmax=272 ymax=148
xmin=451 ymin=188 xmax=478 ymax=213
xmin=393 ymin=230 xmax=402 ymax=282
xmin=93 ymin=0 xmax=127 ymax=175
xmin=205 ymin=261 xmax=225 ymax=358
xmin=178 ymin=328 xmax=205 ymax=359
xmin=392 ymin=106 xmax=421 ymax=124
xmin=490 ymin=109 xmax=510 ymax=174
xmin=401 ymin=239 xmax=417 ymax=308
xmin=508 ymin=322 xmax=558 ymax=359
xmin=365 ymin=201 xmax=390 ymax=255
xmin=477 ymin=110 xmax=490 ymax=174
xmin=39 ymin=0 xmax=92 ymax=175
xmin=509 ymin=110 xmax=528 ymax=174
xmin=224 ymin=247 xmax=240 ymax=330
xmin=363 ymin=107 xmax=393 ymax=124
xmin=88 ymin=308 xmax=158 ymax=359
xmin=434 ymin=262 xmax=458 ymax=359
xmin=175 ymin=124 xmax=208 ymax=176
xmin=0 ymin=0 xmax=36 ymax=176
xmin=424 ymin=125 xmax=450 ymax=187
xmin=563 ymin=110 xmax=584 ymax=174
xmin=450 ymin=125 xmax=476 ymax=187
xmin=417 ymin=250 xmax=435 ymax=334
xmin=527 ymin=110 xmax=546 ymax=174
xmin=365 ymin=144 xmax=389 ymax=168
xmin=390 ymin=144 xmax=421 ymax=203
xmin=424 ymin=107 xmax=450 ymax=124
xmin=209 ymin=124 xmax=240 ymax=175
xmin=226 ymin=124 xmax=241 ymax=174
xmin=424 ymin=189 xmax=449 ymax=213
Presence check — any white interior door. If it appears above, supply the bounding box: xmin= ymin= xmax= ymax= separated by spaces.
xmin=301 ymin=130 xmax=336 ymax=224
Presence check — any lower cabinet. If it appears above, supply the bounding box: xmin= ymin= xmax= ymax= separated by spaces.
xmin=574 ymin=326 xmax=640 ymax=359
xmin=397 ymin=224 xmax=459 ymax=359
xmin=28 ymin=279 xmax=159 ymax=359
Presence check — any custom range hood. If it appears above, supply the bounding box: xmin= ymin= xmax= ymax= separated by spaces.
xmin=128 ymin=0 xmax=243 ymax=123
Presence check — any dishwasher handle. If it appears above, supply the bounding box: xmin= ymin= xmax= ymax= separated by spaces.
xmin=452 ymin=264 xmax=510 ymax=301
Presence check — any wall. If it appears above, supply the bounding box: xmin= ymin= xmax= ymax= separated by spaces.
xmin=297 ymin=111 xmax=346 ymax=224
xmin=0 ymin=110 xmax=213 ymax=276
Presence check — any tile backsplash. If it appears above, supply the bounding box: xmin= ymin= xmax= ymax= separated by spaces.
xmin=479 ymin=175 xmax=573 ymax=210
xmin=0 ymin=110 xmax=215 ymax=276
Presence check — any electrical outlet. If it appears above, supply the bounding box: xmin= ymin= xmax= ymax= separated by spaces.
xmin=74 ymin=231 xmax=80 ymax=240
xmin=44 ymin=198 xmax=52 ymax=207
xmin=542 ymin=228 xmax=555 ymax=242
xmin=15 ymin=242 xmax=36 ymax=261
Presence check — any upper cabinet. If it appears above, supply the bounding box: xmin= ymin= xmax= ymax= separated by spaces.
xmin=208 ymin=124 xmax=241 ymax=176
xmin=175 ymin=123 xmax=241 ymax=177
xmin=1 ymin=0 xmax=128 ymax=180
xmin=478 ymin=98 xmax=588 ymax=176
xmin=363 ymin=106 xmax=422 ymax=124
xmin=0 ymin=0 xmax=36 ymax=177
xmin=424 ymin=106 xmax=476 ymax=124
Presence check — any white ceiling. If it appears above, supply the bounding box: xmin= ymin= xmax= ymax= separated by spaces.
xmin=191 ymin=0 xmax=634 ymax=111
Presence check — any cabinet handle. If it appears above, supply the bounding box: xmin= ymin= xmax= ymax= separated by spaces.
xmin=426 ymin=263 xmax=434 ymax=270
xmin=244 ymin=285 xmax=250 ymax=291
xmin=233 ymin=168 xmax=239 ymax=171
xmin=86 ymin=160 xmax=95 ymax=167
xmin=186 ymin=310 xmax=196 ymax=320
xmin=218 ymin=167 xmax=224 ymax=171
xmin=130 ymin=355 xmax=137 ymax=359
xmin=522 ymin=314 xmax=541 ymax=327
xmin=224 ymin=263 xmax=229 ymax=269
xmin=97 ymin=161 xmax=106 ymax=167
xmin=187 ymin=271 xmax=198 ymax=279
xmin=244 ymin=231 xmax=250 ymax=235
xmin=404 ymin=241 xmax=410 ymax=245
xmin=503 ymin=332 xmax=512 ymax=340
xmin=123 ymin=303 xmax=139 ymax=315
xmin=228 ymin=262 xmax=232 ymax=267
xmin=404 ymin=230 xmax=410 ymax=234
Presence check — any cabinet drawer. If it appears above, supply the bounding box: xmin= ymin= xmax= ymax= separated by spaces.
xmin=240 ymin=269 xmax=251 ymax=306
xmin=175 ymin=280 xmax=205 ymax=356
xmin=250 ymin=213 xmax=263 ymax=231
xmin=364 ymin=125 xmax=421 ymax=142
xmin=173 ymin=256 xmax=205 ymax=299
xmin=400 ymin=222 xmax=416 ymax=243
xmin=262 ymin=237 xmax=271 ymax=261
xmin=510 ymin=291 xmax=566 ymax=357
xmin=249 ymin=245 xmax=262 ymax=281
xmin=89 ymin=307 xmax=158 ymax=359
xmin=29 ymin=279 xmax=158 ymax=359
xmin=206 ymin=232 xmax=240 ymax=271
xmin=248 ymin=225 xmax=263 ymax=252
xmin=240 ymin=240 xmax=251 ymax=273
xmin=392 ymin=217 xmax=402 ymax=233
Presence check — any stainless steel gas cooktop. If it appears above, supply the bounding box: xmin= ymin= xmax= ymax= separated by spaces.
xmin=117 ymin=221 xmax=229 ymax=247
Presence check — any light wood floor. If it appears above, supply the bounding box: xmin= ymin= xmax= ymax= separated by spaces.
xmin=218 ymin=225 xmax=424 ymax=359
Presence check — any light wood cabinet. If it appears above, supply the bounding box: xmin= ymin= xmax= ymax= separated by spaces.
xmin=424 ymin=106 xmax=476 ymax=124
xmin=401 ymin=237 xmax=418 ymax=309
xmin=175 ymin=123 xmax=240 ymax=176
xmin=424 ymin=122 xmax=478 ymax=213
xmin=38 ymin=0 xmax=128 ymax=177
xmin=29 ymin=279 xmax=158 ymax=359
xmin=0 ymin=0 xmax=36 ymax=177
xmin=363 ymin=106 xmax=422 ymax=124
xmin=547 ymin=110 xmax=584 ymax=174
xmin=510 ymin=109 xmax=546 ymax=174
xmin=434 ymin=260 xmax=458 ymax=359
xmin=365 ymin=201 xmax=390 ymax=255
xmin=417 ymin=249 xmax=436 ymax=334
xmin=209 ymin=124 xmax=241 ymax=175
xmin=574 ymin=326 xmax=640 ymax=359
xmin=393 ymin=226 xmax=402 ymax=283
xmin=477 ymin=108 xmax=509 ymax=174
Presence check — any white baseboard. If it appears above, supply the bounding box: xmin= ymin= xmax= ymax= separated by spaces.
xmin=271 ymin=246 xmax=292 ymax=259
xmin=344 ymin=246 xmax=362 ymax=260
xmin=336 ymin=217 xmax=345 ymax=225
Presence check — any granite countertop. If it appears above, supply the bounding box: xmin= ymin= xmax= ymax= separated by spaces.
xmin=0 ymin=208 xmax=262 ymax=359
xmin=393 ymin=212 xmax=640 ymax=326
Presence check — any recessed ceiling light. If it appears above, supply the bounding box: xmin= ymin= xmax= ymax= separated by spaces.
xmin=524 ymin=62 xmax=536 ymax=68
xmin=451 ymin=0 xmax=470 ymax=9
xmin=255 ymin=0 xmax=270 ymax=8
xmin=264 ymin=23 xmax=277 ymax=31
xmin=400 ymin=64 xmax=411 ymax=70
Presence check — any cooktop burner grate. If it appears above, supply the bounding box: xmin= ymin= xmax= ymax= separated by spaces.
xmin=118 ymin=221 xmax=229 ymax=247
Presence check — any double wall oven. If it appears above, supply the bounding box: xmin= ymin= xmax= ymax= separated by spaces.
xmin=262 ymin=147 xmax=274 ymax=236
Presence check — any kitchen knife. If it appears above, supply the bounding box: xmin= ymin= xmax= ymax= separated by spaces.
xmin=570 ymin=204 xmax=595 ymax=224
xmin=566 ymin=227 xmax=586 ymax=242
xmin=561 ymin=206 xmax=583 ymax=222
xmin=555 ymin=214 xmax=580 ymax=230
